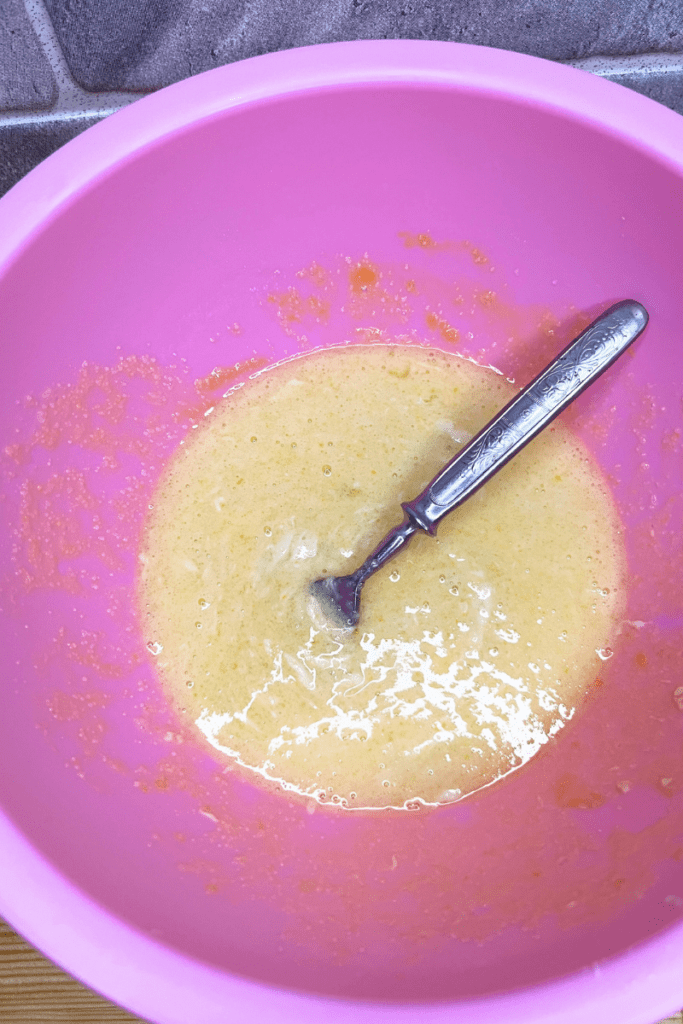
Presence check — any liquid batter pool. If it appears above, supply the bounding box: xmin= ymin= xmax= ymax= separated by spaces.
xmin=138 ymin=344 xmax=625 ymax=810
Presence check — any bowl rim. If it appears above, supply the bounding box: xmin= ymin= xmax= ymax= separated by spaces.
xmin=1 ymin=37 xmax=682 ymax=1024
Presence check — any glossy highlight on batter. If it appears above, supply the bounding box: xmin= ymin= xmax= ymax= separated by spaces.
xmin=138 ymin=344 xmax=626 ymax=810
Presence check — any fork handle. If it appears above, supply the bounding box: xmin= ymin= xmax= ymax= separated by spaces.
xmin=402 ymin=299 xmax=648 ymax=534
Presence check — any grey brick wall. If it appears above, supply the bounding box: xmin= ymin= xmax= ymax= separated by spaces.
xmin=1 ymin=0 xmax=682 ymax=196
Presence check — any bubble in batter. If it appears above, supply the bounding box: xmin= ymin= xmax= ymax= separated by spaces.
xmin=138 ymin=345 xmax=625 ymax=809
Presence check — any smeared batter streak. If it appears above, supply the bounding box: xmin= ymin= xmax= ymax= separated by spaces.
xmin=138 ymin=345 xmax=625 ymax=809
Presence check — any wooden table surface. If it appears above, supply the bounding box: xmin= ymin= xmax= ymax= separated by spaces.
xmin=0 ymin=920 xmax=144 ymax=1023
xmin=0 ymin=917 xmax=681 ymax=1024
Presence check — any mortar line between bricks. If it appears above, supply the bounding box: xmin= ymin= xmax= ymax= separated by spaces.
xmin=24 ymin=0 xmax=83 ymax=99
xmin=564 ymin=50 xmax=683 ymax=76
xmin=0 ymin=107 xmax=129 ymax=129
xmin=0 ymin=0 xmax=147 ymax=128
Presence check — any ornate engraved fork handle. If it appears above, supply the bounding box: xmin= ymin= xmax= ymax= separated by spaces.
xmin=403 ymin=300 xmax=648 ymax=534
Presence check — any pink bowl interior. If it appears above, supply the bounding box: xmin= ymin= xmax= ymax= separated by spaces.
xmin=0 ymin=40 xmax=682 ymax=1024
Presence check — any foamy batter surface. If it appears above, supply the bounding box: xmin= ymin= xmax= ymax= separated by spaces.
xmin=138 ymin=345 xmax=625 ymax=809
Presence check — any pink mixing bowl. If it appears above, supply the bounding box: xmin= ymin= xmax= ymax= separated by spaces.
xmin=0 ymin=39 xmax=682 ymax=1024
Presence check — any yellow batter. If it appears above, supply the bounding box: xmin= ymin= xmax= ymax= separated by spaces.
xmin=138 ymin=345 xmax=625 ymax=809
